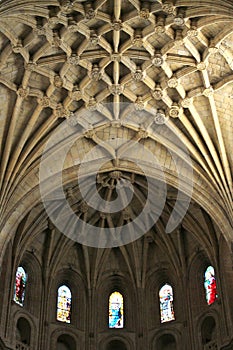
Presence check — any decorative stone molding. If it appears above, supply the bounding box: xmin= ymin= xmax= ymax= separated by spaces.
xmin=86 ymin=98 xmax=98 ymax=111
xmin=11 ymin=41 xmax=23 ymax=53
xmin=137 ymin=128 xmax=148 ymax=139
xmin=111 ymin=20 xmax=122 ymax=31
xmin=139 ymin=7 xmax=150 ymax=19
xmin=134 ymin=97 xmax=145 ymax=110
xmin=33 ymin=25 xmax=46 ymax=36
xmin=24 ymin=62 xmax=37 ymax=72
xmin=69 ymin=87 xmax=82 ymax=100
xmin=84 ymin=3 xmax=96 ymax=20
xmin=168 ymin=77 xmax=179 ymax=88
xmin=132 ymin=69 xmax=145 ymax=82
xmin=17 ymin=87 xmax=29 ymax=99
xmin=152 ymin=53 xmax=164 ymax=67
xmin=53 ymin=75 xmax=64 ymax=88
xmin=132 ymin=32 xmax=143 ymax=47
xmin=181 ymin=97 xmax=192 ymax=108
xmin=111 ymin=53 xmax=121 ymax=62
xmin=169 ymin=105 xmax=183 ymax=118
xmin=109 ymin=84 xmax=124 ymax=95
xmin=37 ymin=96 xmax=51 ymax=107
xmin=152 ymin=86 xmax=164 ymax=100
xmin=110 ymin=171 xmax=122 ymax=179
xmin=155 ymin=25 xmax=165 ymax=34
xmin=59 ymin=0 xmax=74 ymax=14
xmin=67 ymin=54 xmax=80 ymax=65
xmin=187 ymin=28 xmax=198 ymax=37
xmin=90 ymin=33 xmax=100 ymax=46
xmin=84 ymin=128 xmax=95 ymax=138
xmin=154 ymin=109 xmax=168 ymax=124
xmin=203 ymin=86 xmax=214 ymax=97
xmin=89 ymin=65 xmax=102 ymax=81
xmin=174 ymin=15 xmax=185 ymax=26
xmin=162 ymin=2 xmax=176 ymax=15
xmin=196 ymin=62 xmax=206 ymax=71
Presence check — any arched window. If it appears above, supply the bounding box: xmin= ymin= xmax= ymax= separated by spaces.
xmin=109 ymin=291 xmax=124 ymax=328
xmin=16 ymin=317 xmax=31 ymax=347
xmin=56 ymin=334 xmax=76 ymax=350
xmin=14 ymin=266 xmax=27 ymax=306
xmin=204 ymin=266 xmax=217 ymax=305
xmin=159 ymin=284 xmax=175 ymax=323
xmin=106 ymin=340 xmax=127 ymax=350
xmin=57 ymin=285 xmax=72 ymax=324
xmin=156 ymin=334 xmax=177 ymax=350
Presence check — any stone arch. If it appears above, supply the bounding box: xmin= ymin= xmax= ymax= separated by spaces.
xmin=12 ymin=251 xmax=42 ymax=317
xmin=49 ymin=268 xmax=86 ymax=330
xmin=99 ymin=335 xmax=133 ymax=350
xmin=50 ymin=328 xmax=81 ymax=350
xmin=96 ymin=272 xmax=136 ymax=332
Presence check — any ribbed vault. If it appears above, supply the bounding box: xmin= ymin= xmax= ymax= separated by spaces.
xmin=0 ymin=0 xmax=233 ymax=255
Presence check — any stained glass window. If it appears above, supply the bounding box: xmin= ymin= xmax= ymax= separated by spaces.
xmin=109 ymin=291 xmax=124 ymax=328
xmin=57 ymin=285 xmax=72 ymax=323
xmin=204 ymin=266 xmax=217 ymax=305
xmin=14 ymin=266 xmax=27 ymax=306
xmin=159 ymin=284 xmax=175 ymax=323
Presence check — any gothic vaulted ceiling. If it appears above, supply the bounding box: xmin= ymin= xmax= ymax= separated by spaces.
xmin=0 ymin=0 xmax=233 ymax=254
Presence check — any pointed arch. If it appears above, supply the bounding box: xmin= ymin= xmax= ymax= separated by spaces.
xmin=204 ymin=266 xmax=217 ymax=305
xmin=57 ymin=285 xmax=72 ymax=324
xmin=13 ymin=266 xmax=27 ymax=306
xmin=159 ymin=284 xmax=175 ymax=323
xmin=109 ymin=291 xmax=124 ymax=328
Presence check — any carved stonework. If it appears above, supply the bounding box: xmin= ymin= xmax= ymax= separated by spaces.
xmin=152 ymin=87 xmax=164 ymax=100
xmin=168 ymin=77 xmax=179 ymax=88
xmin=85 ymin=3 xmax=96 ymax=20
xmin=111 ymin=53 xmax=121 ymax=62
xmin=187 ymin=28 xmax=198 ymax=37
xmin=181 ymin=98 xmax=192 ymax=108
xmin=90 ymin=33 xmax=99 ymax=46
xmin=196 ymin=62 xmax=206 ymax=71
xmin=132 ymin=34 xmax=143 ymax=48
xmin=134 ymin=97 xmax=145 ymax=110
xmin=37 ymin=96 xmax=51 ymax=108
xmin=169 ymin=105 xmax=182 ymax=118
xmin=162 ymin=2 xmax=176 ymax=15
xmin=17 ymin=87 xmax=29 ymax=99
xmin=33 ymin=25 xmax=46 ymax=36
xmin=89 ymin=65 xmax=102 ymax=81
xmin=69 ymin=87 xmax=82 ymax=100
xmin=132 ymin=69 xmax=144 ymax=82
xmin=111 ymin=20 xmax=122 ymax=31
xmin=154 ymin=109 xmax=168 ymax=124
xmin=139 ymin=8 xmax=150 ymax=19
xmin=53 ymin=75 xmax=64 ymax=88
xmin=67 ymin=54 xmax=80 ymax=65
xmin=152 ymin=54 xmax=164 ymax=67
xmin=11 ymin=41 xmax=23 ymax=53
xmin=109 ymin=84 xmax=124 ymax=95
xmin=203 ymin=86 xmax=214 ymax=97
xmin=86 ymin=98 xmax=98 ymax=111
xmin=174 ymin=15 xmax=185 ymax=26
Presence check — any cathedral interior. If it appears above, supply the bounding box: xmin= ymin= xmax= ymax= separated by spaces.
xmin=0 ymin=0 xmax=233 ymax=349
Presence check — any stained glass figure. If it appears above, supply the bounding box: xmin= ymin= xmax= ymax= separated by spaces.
xmin=204 ymin=266 xmax=217 ymax=305
xmin=57 ymin=285 xmax=72 ymax=323
xmin=159 ymin=284 xmax=175 ymax=323
xmin=14 ymin=266 xmax=27 ymax=306
xmin=109 ymin=291 xmax=124 ymax=328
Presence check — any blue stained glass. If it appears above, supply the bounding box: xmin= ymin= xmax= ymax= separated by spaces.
xmin=159 ymin=284 xmax=175 ymax=323
xmin=109 ymin=292 xmax=124 ymax=328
